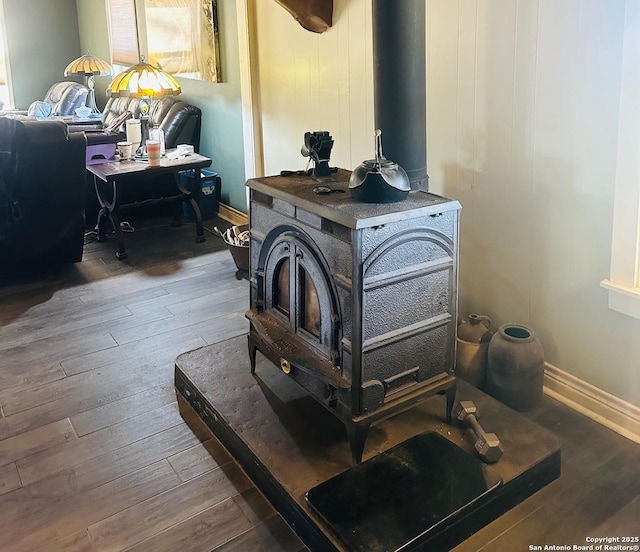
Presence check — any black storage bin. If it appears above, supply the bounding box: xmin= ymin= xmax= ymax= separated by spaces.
xmin=179 ymin=168 xmax=221 ymax=221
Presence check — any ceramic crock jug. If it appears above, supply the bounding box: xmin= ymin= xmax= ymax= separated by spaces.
xmin=456 ymin=314 xmax=492 ymax=388
xmin=485 ymin=324 xmax=545 ymax=411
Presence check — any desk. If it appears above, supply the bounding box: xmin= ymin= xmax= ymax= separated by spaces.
xmin=87 ymin=153 xmax=212 ymax=260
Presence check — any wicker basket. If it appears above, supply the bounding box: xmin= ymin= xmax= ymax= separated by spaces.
xmin=219 ymin=224 xmax=249 ymax=271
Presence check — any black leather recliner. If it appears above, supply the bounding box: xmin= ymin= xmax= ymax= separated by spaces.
xmin=0 ymin=117 xmax=87 ymax=270
xmin=101 ymin=96 xmax=202 ymax=151
xmin=43 ymin=82 xmax=90 ymax=116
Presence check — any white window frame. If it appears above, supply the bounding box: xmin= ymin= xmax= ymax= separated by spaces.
xmin=601 ymin=0 xmax=640 ymax=320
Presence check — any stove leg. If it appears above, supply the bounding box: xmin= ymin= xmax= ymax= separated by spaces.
xmin=248 ymin=338 xmax=257 ymax=375
xmin=346 ymin=421 xmax=370 ymax=465
xmin=445 ymin=383 xmax=457 ymax=424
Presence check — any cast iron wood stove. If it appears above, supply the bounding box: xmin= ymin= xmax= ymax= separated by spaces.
xmin=247 ymin=171 xmax=461 ymax=463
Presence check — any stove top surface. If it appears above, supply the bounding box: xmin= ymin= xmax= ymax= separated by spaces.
xmin=248 ymin=170 xmax=461 ymax=229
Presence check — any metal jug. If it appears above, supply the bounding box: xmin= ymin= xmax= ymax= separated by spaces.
xmin=456 ymin=314 xmax=493 ymax=388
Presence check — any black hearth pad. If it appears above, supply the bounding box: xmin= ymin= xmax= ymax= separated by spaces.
xmin=175 ymin=335 xmax=561 ymax=552
xmin=306 ymin=431 xmax=502 ymax=552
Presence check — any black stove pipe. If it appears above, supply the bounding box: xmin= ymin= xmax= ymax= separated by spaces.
xmin=372 ymin=0 xmax=427 ymax=192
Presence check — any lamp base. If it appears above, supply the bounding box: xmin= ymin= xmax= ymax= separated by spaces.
xmin=137 ymin=114 xmax=150 ymax=157
xmin=86 ymin=76 xmax=101 ymax=115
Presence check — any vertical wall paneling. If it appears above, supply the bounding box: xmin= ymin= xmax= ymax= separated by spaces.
xmin=255 ymin=0 xmax=373 ymax=176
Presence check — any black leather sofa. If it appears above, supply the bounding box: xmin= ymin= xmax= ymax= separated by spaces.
xmin=0 ymin=117 xmax=87 ymax=270
xmin=4 ymin=82 xmax=90 ymax=119
xmin=101 ymin=96 xmax=202 ymax=151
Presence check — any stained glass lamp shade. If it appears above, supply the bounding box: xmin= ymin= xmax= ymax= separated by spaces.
xmin=107 ymin=60 xmax=181 ymax=156
xmin=107 ymin=60 xmax=181 ymax=99
xmin=64 ymin=54 xmax=112 ymax=115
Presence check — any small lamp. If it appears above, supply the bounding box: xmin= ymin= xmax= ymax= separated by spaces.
xmin=64 ymin=54 xmax=112 ymax=115
xmin=107 ymin=58 xmax=181 ymax=156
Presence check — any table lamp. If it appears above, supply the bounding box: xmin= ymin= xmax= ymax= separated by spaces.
xmin=107 ymin=58 xmax=181 ymax=157
xmin=64 ymin=54 xmax=112 ymax=115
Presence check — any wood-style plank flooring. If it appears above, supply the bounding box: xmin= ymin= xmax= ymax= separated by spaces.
xmin=0 ymin=215 xmax=638 ymax=552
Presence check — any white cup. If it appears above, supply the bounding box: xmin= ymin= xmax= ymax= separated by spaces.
xmin=117 ymin=141 xmax=133 ymax=160
xmin=125 ymin=119 xmax=142 ymax=154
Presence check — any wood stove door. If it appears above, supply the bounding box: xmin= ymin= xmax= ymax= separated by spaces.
xmin=263 ymin=236 xmax=339 ymax=362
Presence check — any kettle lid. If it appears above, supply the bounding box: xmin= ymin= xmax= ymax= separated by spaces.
xmin=349 ymin=129 xmax=411 ymax=192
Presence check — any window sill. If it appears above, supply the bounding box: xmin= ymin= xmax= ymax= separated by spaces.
xmin=601 ymin=279 xmax=640 ymax=320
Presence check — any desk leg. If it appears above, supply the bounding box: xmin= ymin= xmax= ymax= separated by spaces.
xmin=175 ymin=171 xmax=205 ymax=243
xmin=94 ymin=176 xmax=128 ymax=260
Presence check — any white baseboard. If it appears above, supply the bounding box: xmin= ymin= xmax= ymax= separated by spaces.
xmin=218 ymin=203 xmax=249 ymax=226
xmin=543 ymin=362 xmax=640 ymax=444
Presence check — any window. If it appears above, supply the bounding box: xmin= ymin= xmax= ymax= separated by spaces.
xmin=145 ymin=0 xmax=200 ymax=77
xmin=600 ymin=0 xmax=640 ymax=320
xmin=107 ymin=0 xmax=140 ymax=67
xmin=0 ymin=3 xmax=12 ymax=108
xmin=106 ymin=0 xmax=221 ymax=82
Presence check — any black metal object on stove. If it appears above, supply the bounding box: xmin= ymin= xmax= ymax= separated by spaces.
xmin=301 ymin=131 xmax=335 ymax=177
xmin=247 ymin=171 xmax=460 ymax=464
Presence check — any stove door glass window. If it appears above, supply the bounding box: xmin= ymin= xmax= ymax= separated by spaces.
xmin=300 ymin=266 xmax=320 ymax=338
xmin=274 ymin=258 xmax=290 ymax=316
xmin=265 ymin=236 xmax=337 ymax=358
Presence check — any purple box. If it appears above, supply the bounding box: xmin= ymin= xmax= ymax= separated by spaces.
xmin=86 ymin=142 xmax=117 ymax=165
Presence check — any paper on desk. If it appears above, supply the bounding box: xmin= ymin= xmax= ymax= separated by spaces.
xmin=165 ymin=148 xmax=193 ymax=160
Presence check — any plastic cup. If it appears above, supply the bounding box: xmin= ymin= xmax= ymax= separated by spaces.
xmin=146 ymin=140 xmax=161 ymax=166
xmin=116 ymin=141 xmax=133 ymax=160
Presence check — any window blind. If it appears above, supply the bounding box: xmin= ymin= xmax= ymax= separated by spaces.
xmin=107 ymin=0 xmax=141 ymax=66
xmin=144 ymin=0 xmax=199 ymax=74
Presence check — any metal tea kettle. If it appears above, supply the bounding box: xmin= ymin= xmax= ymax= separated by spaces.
xmin=349 ymin=129 xmax=410 ymax=203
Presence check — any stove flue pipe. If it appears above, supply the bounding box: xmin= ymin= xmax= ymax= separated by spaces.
xmin=372 ymin=0 xmax=427 ymax=192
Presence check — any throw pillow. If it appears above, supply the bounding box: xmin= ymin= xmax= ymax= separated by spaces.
xmin=27 ymin=100 xmax=53 ymax=119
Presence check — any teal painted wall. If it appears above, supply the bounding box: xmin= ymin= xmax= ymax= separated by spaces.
xmin=75 ymin=0 xmax=111 ymax=111
xmin=3 ymin=0 xmax=81 ymax=108
xmin=179 ymin=0 xmax=246 ymax=212
xmin=76 ymin=0 xmax=247 ymax=212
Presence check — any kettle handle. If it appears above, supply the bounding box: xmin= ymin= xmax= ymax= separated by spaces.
xmin=469 ymin=313 xmax=491 ymax=328
xmin=374 ymin=129 xmax=383 ymax=166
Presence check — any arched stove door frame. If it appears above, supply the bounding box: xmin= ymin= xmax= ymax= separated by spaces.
xmin=257 ymin=225 xmax=342 ymax=366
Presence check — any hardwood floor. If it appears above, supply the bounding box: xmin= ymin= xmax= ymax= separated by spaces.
xmin=0 ymin=215 xmax=638 ymax=551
